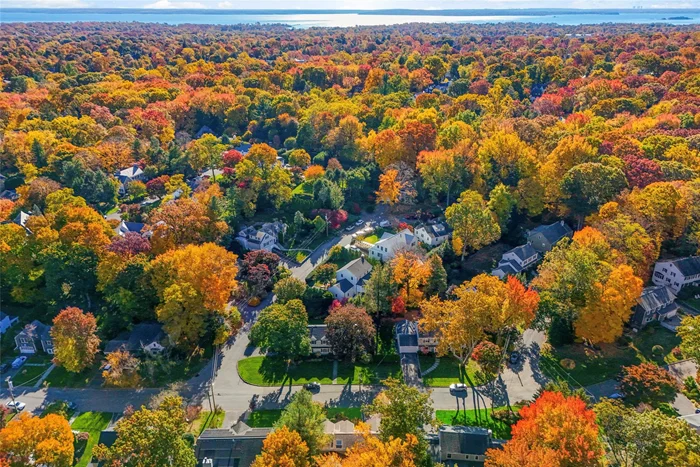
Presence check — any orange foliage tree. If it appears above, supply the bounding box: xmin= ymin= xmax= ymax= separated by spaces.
xmin=0 ymin=413 xmax=74 ymax=467
xmin=51 ymin=306 xmax=101 ymax=373
xmin=486 ymin=391 xmax=605 ymax=467
xmin=251 ymin=426 xmax=310 ymax=467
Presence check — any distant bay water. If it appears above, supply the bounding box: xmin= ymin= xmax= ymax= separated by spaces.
xmin=1 ymin=9 xmax=700 ymax=27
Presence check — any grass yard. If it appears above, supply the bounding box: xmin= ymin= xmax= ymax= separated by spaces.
xmin=12 ymin=363 xmax=50 ymax=387
xmin=238 ymin=356 xmax=402 ymax=387
xmin=140 ymin=353 xmax=210 ymax=388
xmin=71 ymin=412 xmax=112 ymax=467
xmin=418 ymin=356 xmax=486 ymax=387
xmin=43 ymin=361 xmax=101 ymax=388
xmin=351 ymin=356 xmax=402 ymax=385
xmin=541 ymin=323 xmax=681 ymax=387
xmin=436 ymin=407 xmax=520 ymax=439
xmin=292 ymin=182 xmax=313 ymax=196
xmin=238 ymin=356 xmax=337 ymax=386
xmin=247 ymin=407 xmax=364 ymax=428
xmin=188 ymin=410 xmax=225 ymax=436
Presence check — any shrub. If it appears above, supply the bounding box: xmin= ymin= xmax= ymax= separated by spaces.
xmin=248 ymin=297 xmax=261 ymax=307
xmin=652 ymin=345 xmax=664 ymax=356
xmin=672 ymin=347 xmax=683 ymax=359
xmin=560 ymin=358 xmax=576 ymax=370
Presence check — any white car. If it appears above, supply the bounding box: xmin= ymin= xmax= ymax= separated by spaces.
xmin=379 ymin=220 xmax=391 ymax=228
xmin=6 ymin=401 xmax=26 ymax=411
xmin=11 ymin=356 xmax=27 ymax=369
xmin=355 ymin=219 xmax=365 ymax=226
xmin=449 ymin=383 xmax=468 ymax=395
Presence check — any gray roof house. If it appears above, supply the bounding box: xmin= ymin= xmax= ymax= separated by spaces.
xmin=369 ymin=229 xmax=417 ymax=262
xmin=395 ymin=320 xmax=437 ymax=354
xmin=491 ymin=243 xmax=538 ymax=279
xmin=309 ymin=325 xmax=332 ymax=356
xmin=115 ymin=220 xmax=146 ymax=237
xmin=104 ymin=323 xmax=167 ymax=355
xmin=322 ymin=416 xmax=381 ymax=454
xmin=328 ymin=256 xmax=372 ymax=300
xmin=195 ymin=421 xmax=271 ymax=467
xmin=630 ymin=285 xmax=679 ymax=330
xmin=415 ymin=222 xmax=452 ymax=247
xmin=653 ymin=256 xmax=700 ymax=293
xmin=432 ymin=426 xmax=504 ymax=466
xmin=526 ymin=221 xmax=573 ymax=253
xmin=116 ymin=164 xmax=145 ymax=195
xmin=235 ymin=222 xmax=286 ymax=252
xmin=15 ymin=320 xmax=53 ymax=355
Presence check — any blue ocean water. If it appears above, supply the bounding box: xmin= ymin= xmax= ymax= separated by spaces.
xmin=1 ymin=10 xmax=700 ymax=27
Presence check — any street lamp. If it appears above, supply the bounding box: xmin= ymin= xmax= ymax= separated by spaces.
xmin=5 ymin=377 xmax=18 ymax=413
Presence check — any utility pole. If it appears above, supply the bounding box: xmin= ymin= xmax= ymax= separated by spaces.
xmin=5 ymin=377 xmax=17 ymax=413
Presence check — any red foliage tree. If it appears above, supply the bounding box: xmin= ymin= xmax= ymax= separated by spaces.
xmin=623 ymin=155 xmax=663 ymax=188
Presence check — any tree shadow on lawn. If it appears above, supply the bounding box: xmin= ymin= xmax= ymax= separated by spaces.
xmin=325 ymin=379 xmax=380 ymax=410
xmin=258 ymin=357 xmax=336 ymax=385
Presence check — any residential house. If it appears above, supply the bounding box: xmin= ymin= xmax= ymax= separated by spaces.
xmin=395 ymin=320 xmax=437 ymax=354
xmin=115 ymin=220 xmax=145 ymax=237
xmin=116 ymin=164 xmax=145 ymax=195
xmin=526 ymin=220 xmax=573 ymax=253
xmin=328 ymin=256 xmax=372 ymax=300
xmin=430 ymin=426 xmax=504 ymax=466
xmin=491 ymin=243 xmax=538 ymax=279
xmin=652 ymin=256 xmax=700 ymax=293
xmin=235 ymin=222 xmax=286 ymax=252
xmin=0 ymin=189 xmax=19 ymax=201
xmin=233 ymin=142 xmax=252 ymax=155
xmin=630 ymin=285 xmax=679 ymax=330
xmin=309 ymin=325 xmax=332 ymax=356
xmin=195 ymin=421 xmax=271 ymax=467
xmin=415 ymin=222 xmax=452 ymax=247
xmin=12 ymin=210 xmax=32 ymax=233
xmin=368 ymin=229 xmax=416 ymax=262
xmin=104 ymin=323 xmax=167 ymax=355
xmin=322 ymin=416 xmax=381 ymax=454
xmin=14 ymin=320 xmax=53 ymax=355
xmin=0 ymin=312 xmax=19 ymax=335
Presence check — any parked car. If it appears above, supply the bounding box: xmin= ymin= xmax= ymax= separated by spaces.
xmin=509 ymin=351 xmax=520 ymax=365
xmin=11 ymin=356 xmax=27 ymax=369
xmin=379 ymin=220 xmax=391 ymax=228
xmin=6 ymin=401 xmax=26 ymax=411
xmin=0 ymin=363 xmax=10 ymax=374
xmin=609 ymin=393 xmax=624 ymax=400
xmin=355 ymin=219 xmax=364 ymax=226
xmin=345 ymin=225 xmax=354 ymax=232
xmin=303 ymin=382 xmax=321 ymax=392
xmin=449 ymin=383 xmax=468 ymax=395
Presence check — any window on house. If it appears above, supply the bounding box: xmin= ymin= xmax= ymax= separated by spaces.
xmin=335 ymin=440 xmax=343 ymax=449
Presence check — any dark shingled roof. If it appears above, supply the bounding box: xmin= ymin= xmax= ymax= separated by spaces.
xmin=672 ymin=256 xmax=700 ymax=277
xmin=335 ymin=279 xmax=354 ymax=293
xmin=506 ymin=243 xmax=537 ymax=262
xmin=439 ymin=426 xmax=493 ymax=463
xmin=104 ymin=323 xmax=165 ymax=353
xmin=395 ymin=320 xmax=419 ymax=348
xmin=196 ymin=424 xmax=271 ymax=467
xmin=529 ymin=221 xmax=572 ymax=245
xmin=637 ymin=285 xmax=676 ymax=313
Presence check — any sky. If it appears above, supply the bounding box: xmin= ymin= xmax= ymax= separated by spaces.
xmin=2 ymin=0 xmax=699 ymax=10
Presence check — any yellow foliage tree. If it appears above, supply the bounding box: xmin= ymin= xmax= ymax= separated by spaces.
xmin=0 ymin=413 xmax=74 ymax=467
xmin=252 ymin=426 xmax=310 ymax=467
xmin=376 ymin=169 xmax=403 ymax=205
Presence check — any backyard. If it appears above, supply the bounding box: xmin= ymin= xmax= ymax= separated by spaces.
xmin=187 ymin=409 xmax=225 ymax=436
xmin=43 ymin=361 xmax=102 ymax=388
xmin=435 ymin=407 xmax=520 ymax=439
xmin=418 ymin=355 xmax=486 ymax=387
xmin=540 ymin=323 xmax=682 ymax=387
xmin=237 ymin=355 xmax=402 ymax=387
xmin=71 ymin=412 xmax=113 ymax=467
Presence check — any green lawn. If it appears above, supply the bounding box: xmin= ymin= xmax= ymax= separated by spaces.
xmin=12 ymin=363 xmax=50 ymax=387
xmin=238 ymin=357 xmax=337 ymax=386
xmin=541 ymin=323 xmax=682 ymax=387
xmin=292 ymin=182 xmax=313 ymax=196
xmin=419 ymin=356 xmax=486 ymax=387
xmin=188 ymin=410 xmax=225 ymax=436
xmin=238 ymin=356 xmax=402 ymax=387
xmin=71 ymin=412 xmax=112 ymax=467
xmin=351 ymin=356 xmax=402 ymax=385
xmin=436 ymin=407 xmax=520 ymax=439
xmin=43 ymin=361 xmax=101 ymax=388
xmin=247 ymin=407 xmax=364 ymax=428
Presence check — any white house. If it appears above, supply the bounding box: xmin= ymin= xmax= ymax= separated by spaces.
xmin=369 ymin=229 xmax=416 ymax=262
xmin=414 ymin=222 xmax=452 ymax=247
xmin=322 ymin=416 xmax=381 ymax=454
xmin=652 ymin=256 xmax=700 ymax=293
xmin=235 ymin=222 xmax=286 ymax=252
xmin=0 ymin=312 xmax=19 ymax=335
xmin=395 ymin=320 xmax=437 ymax=354
xmin=116 ymin=164 xmax=145 ymax=195
xmin=328 ymin=256 xmax=373 ymax=300
xmin=104 ymin=323 xmax=167 ymax=355
xmin=309 ymin=325 xmax=332 ymax=356
xmin=491 ymin=243 xmax=539 ymax=279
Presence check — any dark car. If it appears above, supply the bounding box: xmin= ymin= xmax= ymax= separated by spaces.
xmin=0 ymin=363 xmax=10 ymax=374
xmin=303 ymin=382 xmax=321 ymax=392
xmin=509 ymin=351 xmax=520 ymax=365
